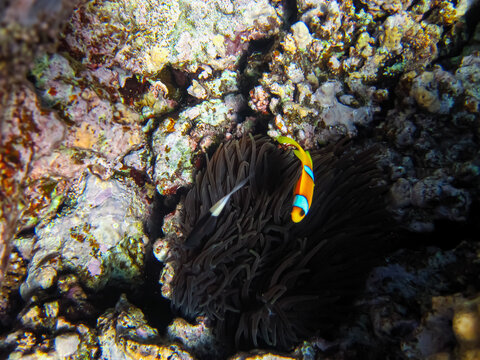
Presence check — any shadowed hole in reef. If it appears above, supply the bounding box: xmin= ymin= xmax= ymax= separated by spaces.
xmin=118 ymin=76 xmax=151 ymax=105
xmin=236 ymin=36 xmax=277 ymax=133
xmin=127 ymin=253 xmax=173 ymax=332
xmin=397 ymin=199 xmax=480 ymax=250
xmin=283 ymin=0 xmax=298 ymax=28
xmin=237 ymin=36 xmax=276 ymax=82
xmin=135 ymin=191 xmax=189 ymax=332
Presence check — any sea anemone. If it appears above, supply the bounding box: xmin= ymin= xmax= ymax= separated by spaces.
xmin=171 ymin=135 xmax=390 ymax=351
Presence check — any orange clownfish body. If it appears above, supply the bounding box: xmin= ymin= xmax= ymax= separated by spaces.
xmin=277 ymin=136 xmax=315 ymax=223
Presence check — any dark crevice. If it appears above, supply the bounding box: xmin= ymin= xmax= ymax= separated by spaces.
xmin=144 ymin=190 xmax=186 ymax=241
xmin=14 ymin=226 xmax=36 ymax=240
xmin=127 ymin=253 xmax=173 ymax=334
xmin=139 ymin=189 xmax=189 ymax=332
xmin=237 ymin=36 xmax=276 ymax=75
xmin=118 ymin=76 xmax=151 ymax=105
xmin=235 ymin=36 xmax=278 ymax=133
xmin=252 ymin=115 xmax=275 ymax=136
xmin=353 ymin=0 xmax=369 ymax=14
xmin=395 ymin=200 xmax=480 ymax=251
xmin=436 ymin=3 xmax=480 ymax=69
xmin=464 ymin=2 xmax=480 ymax=39
xmin=282 ymin=0 xmax=298 ymax=28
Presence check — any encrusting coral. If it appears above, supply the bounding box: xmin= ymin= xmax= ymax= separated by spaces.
xmin=170 ymin=135 xmax=391 ymax=350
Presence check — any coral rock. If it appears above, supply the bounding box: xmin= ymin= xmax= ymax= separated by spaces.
xmin=65 ymin=0 xmax=281 ymax=75
xmin=20 ymin=174 xmax=151 ymax=297
xmin=97 ymin=294 xmax=193 ymax=360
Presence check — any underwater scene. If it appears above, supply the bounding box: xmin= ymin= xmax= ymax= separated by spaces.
xmin=0 ymin=0 xmax=479 ymax=359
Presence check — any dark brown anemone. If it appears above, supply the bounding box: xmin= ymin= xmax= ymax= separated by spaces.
xmin=171 ymin=135 xmax=390 ymax=351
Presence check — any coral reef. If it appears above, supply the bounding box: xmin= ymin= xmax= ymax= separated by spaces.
xmin=0 ymin=0 xmax=479 ymax=357
xmin=31 ymin=53 xmax=146 ymax=180
xmin=0 ymin=0 xmax=84 ymax=282
xmin=364 ymin=240 xmax=480 ymax=359
xmin=246 ymin=11 xmax=364 ymax=141
xmin=1 ymin=274 xmax=98 ymax=359
xmin=0 ymin=250 xmax=27 ymax=327
xmin=64 ymin=0 xmax=281 ymax=75
xmin=167 ymin=316 xmax=219 ymax=358
xmin=249 ymin=0 xmax=476 ymax=145
xmin=97 ymin=295 xmax=192 ymax=360
xmin=381 ymin=53 xmax=480 ymax=231
xmin=0 ymin=85 xmax=66 ymax=282
xmin=150 ymin=96 xmax=246 ymax=195
xmin=0 ymin=45 xmax=145 ymax=284
xmin=168 ymin=135 xmax=390 ymax=350
xmin=21 ymin=173 xmax=153 ymax=298
xmin=451 ymin=294 xmax=480 ymax=359
xmin=1 ymin=288 xmax=194 ymax=359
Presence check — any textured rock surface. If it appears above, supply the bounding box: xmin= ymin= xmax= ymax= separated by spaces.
xmin=0 ymin=250 xmax=27 ymax=327
xmin=290 ymin=239 xmax=480 ymax=359
xmin=21 ymin=174 xmax=152 ymax=298
xmin=2 ymin=274 xmax=98 ymax=359
xmin=31 ymin=53 xmax=146 ymax=180
xmin=0 ymin=0 xmax=85 ymax=282
xmin=97 ymin=295 xmax=193 ymax=360
xmin=0 ymin=85 xmax=67 ymax=281
xmin=64 ymin=0 xmax=281 ymax=75
xmin=380 ymin=53 xmax=480 ymax=231
xmin=151 ymin=97 xmax=245 ymax=195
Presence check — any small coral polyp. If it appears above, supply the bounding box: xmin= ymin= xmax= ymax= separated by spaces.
xmin=170 ymin=135 xmax=390 ymax=350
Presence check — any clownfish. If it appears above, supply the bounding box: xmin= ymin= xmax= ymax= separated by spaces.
xmin=277 ymin=136 xmax=315 ymax=223
xmin=184 ymin=177 xmax=249 ymax=249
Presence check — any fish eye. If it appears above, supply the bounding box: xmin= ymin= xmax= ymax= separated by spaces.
xmin=299 ymin=209 xmax=305 ymax=216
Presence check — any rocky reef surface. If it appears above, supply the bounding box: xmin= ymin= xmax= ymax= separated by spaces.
xmin=0 ymin=0 xmax=479 ymax=359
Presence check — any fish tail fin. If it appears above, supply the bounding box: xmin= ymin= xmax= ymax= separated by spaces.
xmin=293 ymin=149 xmax=304 ymax=161
xmin=277 ymin=136 xmax=308 ymax=162
xmin=276 ymin=136 xmax=301 ymax=150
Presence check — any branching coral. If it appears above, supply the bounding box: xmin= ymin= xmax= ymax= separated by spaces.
xmin=171 ymin=135 xmax=390 ymax=350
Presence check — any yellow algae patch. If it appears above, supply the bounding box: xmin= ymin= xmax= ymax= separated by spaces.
xmin=282 ymin=35 xmax=297 ymax=53
xmin=72 ymin=123 xmax=98 ymax=150
xmin=127 ymin=131 xmax=142 ymax=147
xmin=146 ymin=45 xmax=170 ymax=73
xmin=453 ymin=309 xmax=480 ymax=344
xmin=212 ymin=34 xmax=226 ymax=56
